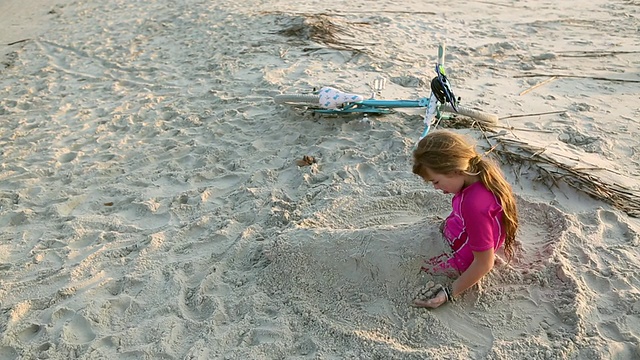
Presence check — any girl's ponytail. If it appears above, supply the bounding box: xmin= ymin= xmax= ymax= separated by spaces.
xmin=474 ymin=157 xmax=518 ymax=260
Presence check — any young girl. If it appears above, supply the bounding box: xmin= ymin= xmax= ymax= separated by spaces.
xmin=411 ymin=130 xmax=518 ymax=308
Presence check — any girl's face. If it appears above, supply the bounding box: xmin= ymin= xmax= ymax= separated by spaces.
xmin=423 ymin=169 xmax=466 ymax=195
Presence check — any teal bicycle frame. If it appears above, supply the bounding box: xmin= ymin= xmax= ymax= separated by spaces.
xmin=312 ymin=97 xmax=430 ymax=114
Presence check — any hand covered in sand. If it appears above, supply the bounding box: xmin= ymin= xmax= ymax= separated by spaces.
xmin=413 ymin=281 xmax=449 ymax=309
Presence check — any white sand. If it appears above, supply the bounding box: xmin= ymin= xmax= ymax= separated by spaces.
xmin=1 ymin=0 xmax=639 ymax=359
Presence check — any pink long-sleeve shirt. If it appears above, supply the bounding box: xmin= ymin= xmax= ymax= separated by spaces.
xmin=441 ymin=181 xmax=505 ymax=273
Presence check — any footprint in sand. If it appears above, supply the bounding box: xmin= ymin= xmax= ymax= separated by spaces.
xmin=61 ymin=314 xmax=96 ymax=345
xmin=0 ymin=346 xmax=19 ymax=360
xmin=17 ymin=323 xmax=42 ymax=343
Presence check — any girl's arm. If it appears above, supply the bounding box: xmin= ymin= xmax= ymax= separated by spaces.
xmin=413 ymin=248 xmax=495 ymax=308
xmin=451 ymin=248 xmax=495 ymax=297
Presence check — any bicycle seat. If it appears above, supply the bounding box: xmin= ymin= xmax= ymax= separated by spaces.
xmin=318 ymin=86 xmax=364 ymax=109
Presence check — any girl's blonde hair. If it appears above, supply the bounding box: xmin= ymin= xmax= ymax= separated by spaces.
xmin=412 ymin=130 xmax=518 ymax=260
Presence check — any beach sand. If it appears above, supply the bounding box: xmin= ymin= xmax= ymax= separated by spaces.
xmin=1 ymin=0 xmax=639 ymax=359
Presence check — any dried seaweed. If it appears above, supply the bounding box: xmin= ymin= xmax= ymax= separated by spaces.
xmin=486 ymin=135 xmax=640 ymax=217
xmin=271 ymin=12 xmax=375 ymax=54
xmin=519 ymin=76 xmax=557 ymax=96
xmin=515 ymin=73 xmax=640 ymax=83
xmin=7 ymin=39 xmax=30 ymax=46
xmin=556 ymin=50 xmax=640 ymax=58
xmin=499 ymin=110 xmax=566 ymax=120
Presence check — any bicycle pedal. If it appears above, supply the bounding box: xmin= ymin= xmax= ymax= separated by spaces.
xmin=372 ymin=77 xmax=387 ymax=92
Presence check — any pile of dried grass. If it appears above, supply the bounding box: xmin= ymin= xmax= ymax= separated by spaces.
xmin=271 ymin=12 xmax=375 ymax=54
xmin=490 ymin=136 xmax=640 ymax=217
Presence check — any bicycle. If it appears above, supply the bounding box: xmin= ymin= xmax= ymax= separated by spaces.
xmin=274 ymin=44 xmax=498 ymax=143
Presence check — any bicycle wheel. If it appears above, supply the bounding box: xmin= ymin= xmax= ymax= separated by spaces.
xmin=274 ymin=94 xmax=321 ymax=106
xmin=442 ymin=103 xmax=498 ymax=126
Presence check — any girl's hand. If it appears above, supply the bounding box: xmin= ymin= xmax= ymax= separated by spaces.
xmin=412 ymin=282 xmax=449 ymax=309
xmin=413 ymin=289 xmax=447 ymax=308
